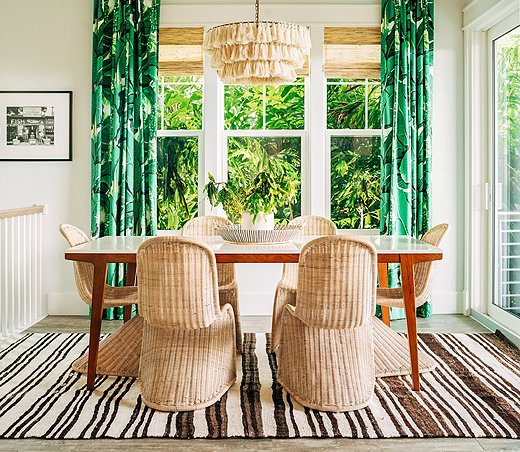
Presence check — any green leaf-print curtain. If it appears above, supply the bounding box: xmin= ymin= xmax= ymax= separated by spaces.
xmin=91 ymin=0 xmax=159 ymax=320
xmin=379 ymin=0 xmax=433 ymax=319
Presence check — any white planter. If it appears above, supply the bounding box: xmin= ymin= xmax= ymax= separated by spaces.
xmin=241 ymin=211 xmax=275 ymax=230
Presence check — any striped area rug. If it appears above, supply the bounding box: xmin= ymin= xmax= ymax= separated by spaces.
xmin=0 ymin=331 xmax=519 ymax=439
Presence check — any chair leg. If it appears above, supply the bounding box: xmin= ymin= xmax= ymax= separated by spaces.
xmin=381 ymin=306 xmax=391 ymax=327
xmin=123 ymin=263 xmax=137 ymax=324
xmin=123 ymin=305 xmax=132 ymax=323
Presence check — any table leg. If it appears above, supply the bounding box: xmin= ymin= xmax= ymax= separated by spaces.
xmin=123 ymin=263 xmax=137 ymax=323
xmin=87 ymin=261 xmax=107 ymax=390
xmin=400 ymin=254 xmax=420 ymax=391
xmin=377 ymin=263 xmax=391 ymax=326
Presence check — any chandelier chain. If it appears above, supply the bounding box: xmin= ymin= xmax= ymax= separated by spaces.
xmin=255 ymin=0 xmax=259 ymax=24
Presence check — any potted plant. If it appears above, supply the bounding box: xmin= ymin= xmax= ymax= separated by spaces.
xmin=203 ymin=170 xmax=298 ymax=230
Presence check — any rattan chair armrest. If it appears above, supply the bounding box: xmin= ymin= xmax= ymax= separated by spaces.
xmin=282 ymin=303 xmax=297 ymax=319
xmin=218 ymin=303 xmax=235 ymax=319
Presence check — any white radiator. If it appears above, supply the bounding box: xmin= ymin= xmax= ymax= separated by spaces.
xmin=0 ymin=205 xmax=45 ymax=336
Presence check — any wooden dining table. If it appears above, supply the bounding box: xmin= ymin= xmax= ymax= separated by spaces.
xmin=64 ymin=231 xmax=443 ymax=392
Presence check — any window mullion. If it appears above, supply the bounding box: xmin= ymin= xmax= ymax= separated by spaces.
xmin=262 ymin=85 xmax=267 ymax=130
xmin=309 ymin=24 xmax=327 ymax=217
xmin=365 ymin=78 xmax=369 ymax=129
xmin=161 ymin=77 xmax=165 ymax=131
xmin=225 ymin=129 xmax=304 ymax=137
xmin=203 ymin=60 xmax=224 ymax=216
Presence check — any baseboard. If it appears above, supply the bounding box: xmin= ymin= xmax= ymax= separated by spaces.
xmin=239 ymin=292 xmax=276 ymax=316
xmin=46 ymin=290 xmax=464 ymax=317
xmin=470 ymin=309 xmax=520 ymax=349
xmin=47 ymin=292 xmax=89 ymax=316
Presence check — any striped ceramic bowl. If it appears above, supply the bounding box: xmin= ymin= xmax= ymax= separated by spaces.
xmin=217 ymin=224 xmax=301 ymax=244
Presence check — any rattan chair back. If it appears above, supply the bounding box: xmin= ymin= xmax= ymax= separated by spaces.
xmin=182 ymin=216 xmax=235 ymax=286
xmin=281 ymin=216 xmax=337 ymax=286
xmin=290 ymin=215 xmax=337 ymax=235
xmin=59 ymin=223 xmax=94 ymax=305
xmin=137 ymin=236 xmax=220 ymax=330
xmin=415 ymin=223 xmax=450 ymax=301
xmin=295 ymin=236 xmax=377 ymax=329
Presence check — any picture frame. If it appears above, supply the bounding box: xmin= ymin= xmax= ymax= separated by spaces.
xmin=0 ymin=91 xmax=72 ymax=161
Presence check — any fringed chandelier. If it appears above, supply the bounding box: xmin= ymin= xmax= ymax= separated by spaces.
xmin=203 ymin=0 xmax=311 ymax=85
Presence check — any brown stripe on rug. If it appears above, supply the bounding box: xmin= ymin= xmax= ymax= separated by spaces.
xmin=265 ymin=333 xmax=290 ymax=438
xmin=205 ymin=392 xmax=228 ymax=438
xmin=240 ymin=333 xmax=264 ymax=438
xmin=175 ymin=411 xmax=194 ymax=439
xmin=0 ymin=331 xmax=519 ymax=439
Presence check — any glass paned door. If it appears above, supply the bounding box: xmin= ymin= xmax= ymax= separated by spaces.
xmin=492 ymin=22 xmax=520 ymax=327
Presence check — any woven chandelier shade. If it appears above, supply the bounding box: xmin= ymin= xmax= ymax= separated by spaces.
xmin=203 ymin=1 xmax=311 ymax=85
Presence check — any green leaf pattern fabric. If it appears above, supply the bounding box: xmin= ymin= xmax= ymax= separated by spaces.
xmin=91 ymin=0 xmax=160 ymax=319
xmin=380 ymin=0 xmax=433 ymax=318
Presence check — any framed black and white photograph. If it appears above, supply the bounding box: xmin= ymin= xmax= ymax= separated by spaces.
xmin=0 ymin=91 xmax=72 ymax=161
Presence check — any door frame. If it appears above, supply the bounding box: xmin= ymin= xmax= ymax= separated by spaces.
xmin=487 ymin=15 xmax=520 ymax=334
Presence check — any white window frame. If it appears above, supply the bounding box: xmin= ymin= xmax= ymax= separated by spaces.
xmin=324 ymin=78 xmax=382 ymax=220
xmin=487 ymin=15 xmax=520 ymax=335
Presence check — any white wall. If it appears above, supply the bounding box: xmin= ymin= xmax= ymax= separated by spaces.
xmin=0 ymin=0 xmax=465 ymax=317
xmin=430 ymin=0 xmax=465 ymax=314
xmin=0 ymin=0 xmax=92 ymax=314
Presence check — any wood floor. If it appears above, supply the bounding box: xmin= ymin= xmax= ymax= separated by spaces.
xmin=0 ymin=314 xmax=518 ymax=451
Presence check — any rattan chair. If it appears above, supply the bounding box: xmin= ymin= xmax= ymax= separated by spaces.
xmin=137 ymin=236 xmax=236 ymax=412
xmin=182 ymin=216 xmax=241 ymax=353
xmin=276 ymin=236 xmax=377 ymax=412
xmin=377 ymin=223 xmax=449 ymax=316
xmin=271 ymin=215 xmax=337 ymax=350
xmin=59 ymin=224 xmax=137 ymax=315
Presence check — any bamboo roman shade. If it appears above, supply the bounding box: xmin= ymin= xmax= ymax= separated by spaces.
xmin=297 ymin=56 xmax=309 ymax=77
xmin=159 ymin=27 xmax=308 ymax=79
xmin=159 ymin=27 xmax=205 ymax=76
xmin=324 ymin=27 xmax=380 ymax=79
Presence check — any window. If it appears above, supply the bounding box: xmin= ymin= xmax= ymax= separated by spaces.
xmin=157 ymin=75 xmax=203 ymax=230
xmin=327 ymin=78 xmax=381 ymax=229
xmin=157 ymin=27 xmax=204 ymax=230
xmin=223 ymin=80 xmax=305 ymax=221
xmin=324 ymin=27 xmax=381 ymax=229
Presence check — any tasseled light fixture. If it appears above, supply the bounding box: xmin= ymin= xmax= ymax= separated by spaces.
xmin=203 ymin=0 xmax=311 ymax=85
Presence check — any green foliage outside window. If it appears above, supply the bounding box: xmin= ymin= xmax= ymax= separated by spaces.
xmin=224 ymin=137 xmax=301 ymax=222
xmin=158 ymin=77 xmax=202 ymax=130
xmin=327 ymin=80 xmax=380 ymax=129
xmin=157 ymin=136 xmax=198 ymax=230
xmin=224 ymin=80 xmax=305 ymax=130
xmin=330 ymin=136 xmax=380 ymax=228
